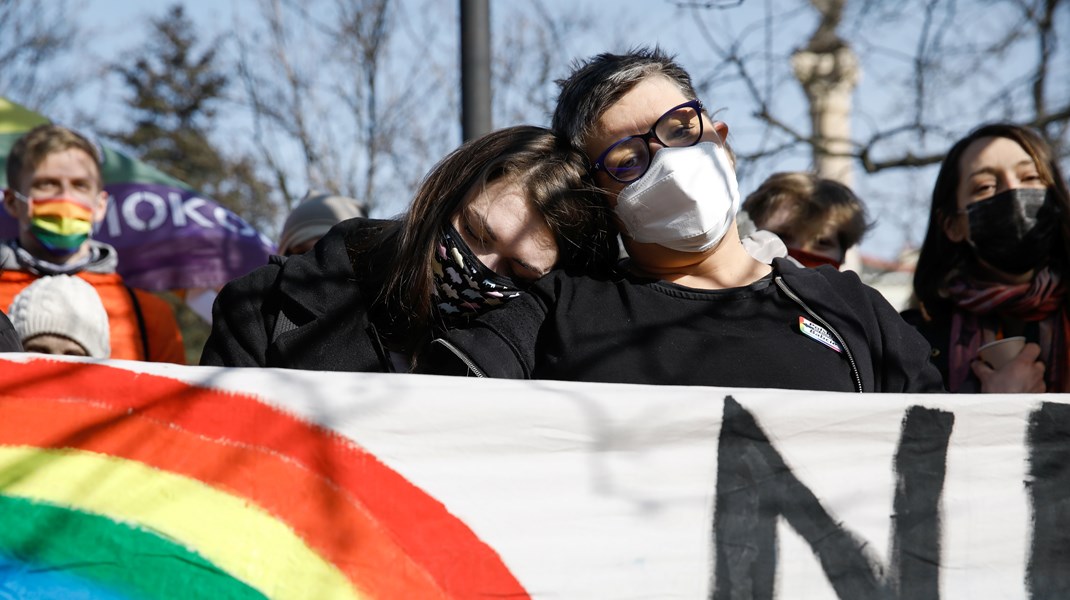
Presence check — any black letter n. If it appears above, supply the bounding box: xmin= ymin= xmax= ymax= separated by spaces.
xmin=711 ymin=396 xmax=953 ymax=600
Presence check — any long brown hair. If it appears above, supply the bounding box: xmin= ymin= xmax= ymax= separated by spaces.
xmin=381 ymin=125 xmax=617 ymax=340
xmin=913 ymin=123 xmax=1070 ymax=315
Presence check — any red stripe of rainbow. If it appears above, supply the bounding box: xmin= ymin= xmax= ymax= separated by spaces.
xmin=30 ymin=197 xmax=95 ymax=222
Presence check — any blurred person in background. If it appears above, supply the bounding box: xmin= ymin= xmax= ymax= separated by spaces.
xmin=277 ymin=191 xmax=365 ymax=256
xmin=1 ymin=124 xmax=184 ymax=363
xmin=742 ymin=171 xmax=871 ymax=270
xmin=8 ymin=274 xmax=110 ymax=357
xmin=905 ymin=123 xmax=1070 ymax=393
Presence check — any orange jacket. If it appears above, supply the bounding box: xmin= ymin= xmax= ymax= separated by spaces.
xmin=0 ymin=270 xmax=186 ymax=363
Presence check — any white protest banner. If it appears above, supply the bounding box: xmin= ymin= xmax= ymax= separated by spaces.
xmin=0 ymin=355 xmax=1065 ymax=598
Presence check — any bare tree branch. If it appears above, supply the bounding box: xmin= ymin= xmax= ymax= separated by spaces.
xmin=0 ymin=1 xmax=87 ymax=114
xmin=689 ymin=0 xmax=1068 ymax=178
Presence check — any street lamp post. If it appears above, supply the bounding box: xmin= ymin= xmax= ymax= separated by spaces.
xmin=460 ymin=0 xmax=491 ymax=142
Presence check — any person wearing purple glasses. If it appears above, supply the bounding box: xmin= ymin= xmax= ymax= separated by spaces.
xmin=420 ymin=47 xmax=942 ymax=393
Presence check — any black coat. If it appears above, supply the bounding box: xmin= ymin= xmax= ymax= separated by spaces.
xmin=0 ymin=309 xmax=22 ymax=352
xmin=900 ymin=306 xmax=955 ymax=390
xmin=200 ymin=218 xmax=402 ymax=371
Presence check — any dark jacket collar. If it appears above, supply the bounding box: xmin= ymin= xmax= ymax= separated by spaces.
xmin=274 ymin=217 xmax=398 ymax=319
xmin=0 ymin=239 xmax=118 ymax=275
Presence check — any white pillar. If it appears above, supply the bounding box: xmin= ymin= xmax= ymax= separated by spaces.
xmin=791 ymin=45 xmax=860 ymax=186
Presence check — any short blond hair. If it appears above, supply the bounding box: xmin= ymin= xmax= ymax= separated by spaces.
xmin=6 ymin=124 xmax=103 ymax=191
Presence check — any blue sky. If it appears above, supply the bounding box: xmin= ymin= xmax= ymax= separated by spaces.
xmin=64 ymin=0 xmax=1066 ymax=261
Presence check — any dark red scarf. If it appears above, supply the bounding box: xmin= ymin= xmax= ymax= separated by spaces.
xmin=945 ymin=268 xmax=1069 ymax=392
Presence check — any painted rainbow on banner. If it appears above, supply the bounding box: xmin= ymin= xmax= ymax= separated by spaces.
xmin=0 ymin=358 xmax=527 ymax=599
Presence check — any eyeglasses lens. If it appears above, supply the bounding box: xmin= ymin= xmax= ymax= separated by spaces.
xmin=655 ymin=104 xmax=702 ymax=149
xmin=604 ymin=103 xmax=702 ymax=183
xmin=603 ymin=138 xmax=650 ymax=183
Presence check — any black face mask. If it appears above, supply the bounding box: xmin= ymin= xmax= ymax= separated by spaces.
xmin=965 ymin=187 xmax=1060 ymax=274
xmin=431 ymin=225 xmax=523 ymax=323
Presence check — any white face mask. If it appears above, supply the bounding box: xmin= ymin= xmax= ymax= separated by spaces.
xmin=613 ymin=141 xmax=740 ymax=253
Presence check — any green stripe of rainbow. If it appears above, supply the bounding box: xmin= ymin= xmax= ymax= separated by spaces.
xmin=0 ymin=494 xmax=267 ymax=599
xmin=0 ymin=446 xmax=359 ymax=599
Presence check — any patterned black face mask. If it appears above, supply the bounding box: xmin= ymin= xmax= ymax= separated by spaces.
xmin=966 ymin=187 xmax=1060 ymax=274
xmin=432 ymin=225 xmax=523 ymax=322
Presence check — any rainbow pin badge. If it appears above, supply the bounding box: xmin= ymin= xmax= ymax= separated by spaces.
xmin=799 ymin=316 xmax=842 ymax=353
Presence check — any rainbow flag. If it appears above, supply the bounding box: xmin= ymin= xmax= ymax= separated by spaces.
xmin=0 ymin=97 xmax=275 ymax=291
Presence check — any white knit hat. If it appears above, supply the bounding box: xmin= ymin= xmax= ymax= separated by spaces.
xmin=8 ymin=275 xmax=111 ymax=358
xmin=278 ymin=192 xmax=365 ymax=255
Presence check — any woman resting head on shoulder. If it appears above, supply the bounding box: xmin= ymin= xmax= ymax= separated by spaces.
xmin=383 ymin=124 xmax=617 ymax=350
xmin=911 ymin=123 xmax=1070 ymax=393
xmin=199 ymin=125 xmax=617 ymax=372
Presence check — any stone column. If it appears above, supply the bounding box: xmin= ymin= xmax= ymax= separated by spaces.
xmin=792 ymin=43 xmax=862 ymax=273
xmin=791 ymin=44 xmax=860 ymax=187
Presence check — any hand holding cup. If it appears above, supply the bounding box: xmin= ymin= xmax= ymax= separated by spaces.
xmin=976 ymin=336 xmax=1027 ymax=370
xmin=972 ymin=337 xmax=1045 ymax=393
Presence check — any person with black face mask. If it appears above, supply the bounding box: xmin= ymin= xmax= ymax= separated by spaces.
xmin=199 ymin=126 xmax=617 ymax=372
xmin=905 ymin=123 xmax=1070 ymax=393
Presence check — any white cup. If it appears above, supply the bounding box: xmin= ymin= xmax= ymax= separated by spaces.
xmin=976 ymin=336 xmax=1027 ymax=370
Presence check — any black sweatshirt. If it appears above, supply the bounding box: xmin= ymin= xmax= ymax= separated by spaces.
xmin=421 ymin=258 xmax=945 ymax=393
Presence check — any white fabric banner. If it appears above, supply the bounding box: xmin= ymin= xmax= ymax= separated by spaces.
xmin=0 ymin=354 xmax=1065 ymax=599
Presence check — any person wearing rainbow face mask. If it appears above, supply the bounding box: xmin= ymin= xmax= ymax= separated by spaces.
xmin=1 ymin=124 xmax=185 ymax=363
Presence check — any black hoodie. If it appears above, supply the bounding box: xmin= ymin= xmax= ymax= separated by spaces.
xmin=420 ymin=258 xmax=945 ymax=393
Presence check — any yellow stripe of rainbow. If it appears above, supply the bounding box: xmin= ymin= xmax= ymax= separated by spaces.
xmin=0 ymin=446 xmax=364 ymax=600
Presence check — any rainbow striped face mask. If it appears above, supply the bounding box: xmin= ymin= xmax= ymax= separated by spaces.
xmin=14 ymin=193 xmax=95 ymax=255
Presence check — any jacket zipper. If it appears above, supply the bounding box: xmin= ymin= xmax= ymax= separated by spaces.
xmin=428 ymin=338 xmax=487 ymax=377
xmin=774 ymin=276 xmax=863 ymax=393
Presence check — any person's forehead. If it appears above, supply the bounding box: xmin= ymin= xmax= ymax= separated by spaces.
xmin=24 ymin=333 xmax=86 ymax=354
xmin=465 ymin=177 xmax=520 ymax=209
xmin=470 ymin=181 xmax=556 ymax=251
xmin=959 ymin=136 xmax=1033 ymax=173
xmin=471 ymin=181 xmax=543 ymax=232
xmin=586 ymin=77 xmax=690 ymax=155
xmin=27 ymin=148 xmax=101 ymax=180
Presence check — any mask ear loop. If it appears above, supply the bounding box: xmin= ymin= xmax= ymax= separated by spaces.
xmin=958 ymin=208 xmax=979 ymax=251
xmin=939 ymin=205 xmax=969 ymax=244
xmin=7 ymin=190 xmax=36 ymax=223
